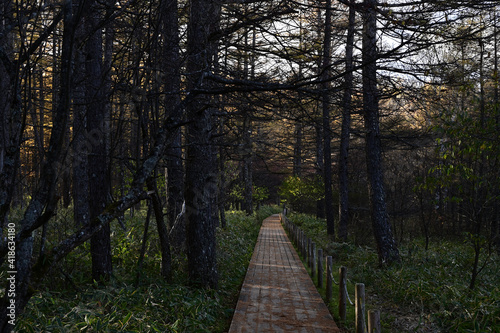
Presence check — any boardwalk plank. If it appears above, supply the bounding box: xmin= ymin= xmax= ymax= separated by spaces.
xmin=228 ymin=214 xmax=340 ymax=333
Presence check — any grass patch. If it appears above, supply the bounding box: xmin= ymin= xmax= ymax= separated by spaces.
xmin=13 ymin=207 xmax=268 ymax=332
xmin=286 ymin=212 xmax=500 ymax=333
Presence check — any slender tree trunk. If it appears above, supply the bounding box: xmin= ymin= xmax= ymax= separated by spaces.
xmin=315 ymin=5 xmax=325 ymax=219
xmin=85 ymin=0 xmax=112 ymax=281
xmin=293 ymin=123 xmax=303 ymax=177
xmin=338 ymin=0 xmax=355 ymax=242
xmin=241 ymin=23 xmax=254 ymax=216
xmin=218 ymin=142 xmax=227 ymax=229
xmin=315 ymin=122 xmax=325 ymax=218
xmin=0 ymin=0 xmax=19 ymax=239
xmin=321 ymin=0 xmax=335 ymax=238
xmin=147 ymin=176 xmax=172 ymax=280
xmin=161 ymin=0 xmax=184 ymax=249
xmin=73 ymin=16 xmax=89 ymax=227
xmin=242 ymin=112 xmax=253 ymax=215
xmin=362 ymin=0 xmax=399 ymax=265
xmin=185 ymin=0 xmax=220 ymax=289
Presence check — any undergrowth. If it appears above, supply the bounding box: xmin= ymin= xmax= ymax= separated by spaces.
xmin=13 ymin=206 xmax=280 ymax=332
xmin=287 ymin=212 xmax=500 ymax=333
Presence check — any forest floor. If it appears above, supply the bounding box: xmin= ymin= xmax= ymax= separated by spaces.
xmin=11 ymin=206 xmax=280 ymax=332
xmin=6 ymin=206 xmax=499 ymax=332
xmin=286 ymin=212 xmax=500 ymax=333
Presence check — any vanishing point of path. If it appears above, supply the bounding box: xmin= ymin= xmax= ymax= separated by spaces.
xmin=228 ymin=214 xmax=340 ymax=333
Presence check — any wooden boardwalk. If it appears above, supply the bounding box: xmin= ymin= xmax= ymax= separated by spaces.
xmin=228 ymin=214 xmax=340 ymax=333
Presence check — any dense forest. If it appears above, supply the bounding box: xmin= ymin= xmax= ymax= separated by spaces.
xmin=1 ymin=0 xmax=499 ymax=331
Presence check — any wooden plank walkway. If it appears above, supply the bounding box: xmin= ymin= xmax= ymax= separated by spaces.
xmin=228 ymin=214 xmax=340 ymax=333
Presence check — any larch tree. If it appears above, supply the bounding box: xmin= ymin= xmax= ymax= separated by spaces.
xmin=361 ymin=0 xmax=399 ymax=265
xmin=338 ymin=0 xmax=356 ymax=242
xmin=321 ymin=0 xmax=335 ymax=238
xmin=184 ymin=0 xmax=221 ymax=289
xmin=84 ymin=0 xmax=113 ymax=281
xmin=161 ymin=0 xmax=185 ymax=251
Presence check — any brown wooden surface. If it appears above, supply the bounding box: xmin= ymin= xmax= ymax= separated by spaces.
xmin=228 ymin=214 xmax=340 ymax=333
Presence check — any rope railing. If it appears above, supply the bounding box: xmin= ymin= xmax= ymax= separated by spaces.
xmin=280 ymin=212 xmax=381 ymax=333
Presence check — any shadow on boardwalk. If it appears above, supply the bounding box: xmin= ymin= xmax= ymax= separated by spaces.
xmin=228 ymin=214 xmax=340 ymax=333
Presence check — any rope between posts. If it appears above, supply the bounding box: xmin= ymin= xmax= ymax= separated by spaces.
xmin=345 ymin=283 xmax=354 ymax=306
xmin=329 ymin=272 xmax=338 ymax=285
xmin=330 ymin=273 xmax=354 ymax=306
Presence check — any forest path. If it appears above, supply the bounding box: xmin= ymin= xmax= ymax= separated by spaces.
xmin=228 ymin=214 xmax=340 ymax=333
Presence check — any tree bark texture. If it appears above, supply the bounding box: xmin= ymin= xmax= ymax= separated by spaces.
xmin=321 ymin=0 xmax=335 ymax=238
xmin=72 ymin=19 xmax=90 ymax=227
xmin=161 ymin=0 xmax=185 ymax=249
xmin=85 ymin=0 xmax=112 ymax=282
xmin=315 ymin=122 xmax=325 ymax=219
xmin=0 ymin=0 xmax=20 ymax=238
xmin=184 ymin=0 xmax=220 ymax=289
xmin=362 ymin=0 xmax=399 ymax=265
xmin=293 ymin=123 xmax=303 ymax=177
xmin=338 ymin=0 xmax=356 ymax=242
xmin=242 ymin=112 xmax=253 ymax=215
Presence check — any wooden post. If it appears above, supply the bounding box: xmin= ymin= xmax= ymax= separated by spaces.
xmin=311 ymin=242 xmax=316 ymax=278
xmin=326 ymin=256 xmax=333 ymax=303
xmin=306 ymin=238 xmax=310 ymax=266
xmin=368 ymin=310 xmax=381 ymax=333
xmin=355 ymin=283 xmax=366 ymax=333
xmin=298 ymin=230 xmax=302 ymax=254
xmin=300 ymin=230 xmax=307 ymax=260
xmin=303 ymin=234 xmax=308 ymax=260
xmin=300 ymin=231 xmax=304 ymax=257
xmin=339 ymin=266 xmax=347 ymax=321
xmin=295 ymin=225 xmax=298 ymax=247
xmin=317 ymin=249 xmax=323 ymax=288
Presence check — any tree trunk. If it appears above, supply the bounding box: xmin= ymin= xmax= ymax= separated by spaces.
xmin=73 ymin=17 xmax=89 ymax=227
xmin=147 ymin=176 xmax=172 ymax=281
xmin=338 ymin=0 xmax=355 ymax=242
xmin=315 ymin=122 xmax=325 ymax=218
xmin=242 ymin=112 xmax=253 ymax=215
xmin=362 ymin=0 xmax=399 ymax=265
xmin=85 ymin=0 xmax=112 ymax=282
xmin=321 ymin=0 xmax=335 ymax=238
xmin=0 ymin=0 xmax=19 ymax=239
xmin=293 ymin=123 xmax=303 ymax=177
xmin=184 ymin=0 xmax=220 ymax=289
xmin=161 ymin=0 xmax=185 ymax=249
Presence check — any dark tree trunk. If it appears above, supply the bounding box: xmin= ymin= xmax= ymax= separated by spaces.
xmin=85 ymin=0 xmax=112 ymax=281
xmin=240 ymin=24 xmax=254 ymax=216
xmin=184 ymin=0 xmax=220 ymax=289
xmin=315 ymin=122 xmax=325 ymax=218
xmin=321 ymin=0 xmax=335 ymax=238
xmin=218 ymin=143 xmax=227 ymax=229
xmin=338 ymin=0 xmax=355 ymax=242
xmin=161 ymin=0 xmax=185 ymax=249
xmin=362 ymin=0 xmax=399 ymax=265
xmin=293 ymin=123 xmax=303 ymax=177
xmin=0 ymin=0 xmax=19 ymax=238
xmin=241 ymin=112 xmax=253 ymax=215
xmin=147 ymin=177 xmax=172 ymax=281
xmin=73 ymin=19 xmax=89 ymax=227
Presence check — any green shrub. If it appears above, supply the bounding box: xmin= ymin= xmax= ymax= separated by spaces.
xmin=279 ymin=175 xmax=324 ymax=214
xmin=15 ymin=209 xmax=262 ymax=332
